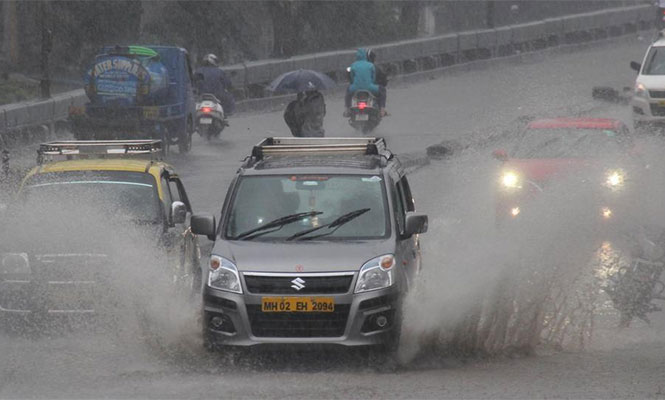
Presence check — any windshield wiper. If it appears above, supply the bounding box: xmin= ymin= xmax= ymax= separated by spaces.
xmin=286 ymin=208 xmax=371 ymax=241
xmin=233 ymin=211 xmax=323 ymax=241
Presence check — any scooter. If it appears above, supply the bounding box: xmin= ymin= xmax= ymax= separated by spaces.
xmin=196 ymin=94 xmax=228 ymax=140
xmin=348 ymin=90 xmax=381 ymax=134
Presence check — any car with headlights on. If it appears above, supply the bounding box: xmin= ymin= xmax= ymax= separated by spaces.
xmin=492 ymin=117 xmax=639 ymax=226
xmin=0 ymin=140 xmax=200 ymax=327
xmin=190 ymin=137 xmax=428 ymax=356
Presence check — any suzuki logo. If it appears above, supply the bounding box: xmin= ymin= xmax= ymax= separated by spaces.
xmin=291 ymin=277 xmax=306 ymax=291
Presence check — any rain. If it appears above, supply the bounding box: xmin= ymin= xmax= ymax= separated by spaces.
xmin=2 ymin=1 xmax=665 ymax=398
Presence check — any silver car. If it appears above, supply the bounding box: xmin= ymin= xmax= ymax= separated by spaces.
xmin=191 ymin=138 xmax=428 ymax=352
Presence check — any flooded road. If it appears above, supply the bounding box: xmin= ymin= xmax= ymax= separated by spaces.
xmin=2 ymin=34 xmax=665 ymax=398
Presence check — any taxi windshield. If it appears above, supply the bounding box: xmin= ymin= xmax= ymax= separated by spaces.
xmin=511 ymin=128 xmax=631 ymax=159
xmin=225 ymin=175 xmax=389 ymax=240
xmin=22 ymin=171 xmax=161 ymax=223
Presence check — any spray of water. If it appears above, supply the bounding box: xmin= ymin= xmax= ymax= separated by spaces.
xmin=399 ymin=135 xmax=665 ymax=363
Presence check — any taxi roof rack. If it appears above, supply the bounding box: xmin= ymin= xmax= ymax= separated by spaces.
xmin=37 ymin=140 xmax=162 ymax=164
xmin=248 ymin=137 xmax=392 ymax=164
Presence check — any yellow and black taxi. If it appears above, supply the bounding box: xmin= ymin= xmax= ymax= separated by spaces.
xmin=0 ymin=140 xmax=200 ymax=324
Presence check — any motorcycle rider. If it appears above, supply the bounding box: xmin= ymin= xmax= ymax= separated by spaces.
xmin=284 ymin=81 xmax=326 ymax=137
xmin=344 ymin=48 xmax=386 ymax=117
xmin=194 ymin=53 xmax=235 ymax=115
xmin=366 ymin=48 xmax=388 ymax=113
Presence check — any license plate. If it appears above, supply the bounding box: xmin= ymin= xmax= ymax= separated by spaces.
xmin=261 ymin=296 xmax=334 ymax=312
xmin=142 ymin=107 xmax=159 ymax=119
xmin=659 ymin=100 xmax=665 ymax=106
xmin=199 ymin=118 xmax=213 ymax=124
xmin=355 ymin=114 xmax=369 ymax=121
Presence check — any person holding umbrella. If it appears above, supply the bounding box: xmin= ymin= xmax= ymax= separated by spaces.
xmin=268 ymin=69 xmax=335 ymax=137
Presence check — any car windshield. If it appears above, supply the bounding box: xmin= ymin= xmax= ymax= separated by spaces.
xmin=225 ymin=175 xmax=389 ymax=240
xmin=21 ymin=171 xmax=161 ymax=223
xmin=511 ymin=128 xmax=631 ymax=159
xmin=642 ymin=46 xmax=665 ymax=75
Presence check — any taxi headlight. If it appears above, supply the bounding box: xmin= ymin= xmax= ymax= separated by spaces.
xmin=355 ymin=254 xmax=394 ymax=293
xmin=500 ymin=171 xmax=521 ymax=189
xmin=208 ymin=255 xmax=242 ymax=293
xmin=635 ymin=82 xmax=648 ymax=98
xmin=1 ymin=253 xmax=30 ymax=274
xmin=605 ymin=169 xmax=626 ymax=189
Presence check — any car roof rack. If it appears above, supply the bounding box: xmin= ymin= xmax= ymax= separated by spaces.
xmin=37 ymin=140 xmax=163 ymax=164
xmin=248 ymin=137 xmax=392 ymax=164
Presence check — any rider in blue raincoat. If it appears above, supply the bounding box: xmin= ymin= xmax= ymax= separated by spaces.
xmin=344 ymin=48 xmax=386 ymax=116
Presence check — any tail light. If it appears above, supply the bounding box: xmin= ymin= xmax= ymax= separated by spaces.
xmin=358 ymin=102 xmax=367 ymax=110
xmin=201 ymin=107 xmax=212 ymax=113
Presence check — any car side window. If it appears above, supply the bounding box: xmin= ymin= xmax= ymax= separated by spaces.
xmin=170 ymin=177 xmax=193 ymax=212
xmin=400 ymin=176 xmax=415 ymax=212
xmin=393 ymin=178 xmax=407 ymax=235
xmin=161 ymin=173 xmax=174 ymax=213
xmin=168 ymin=179 xmax=181 ymax=203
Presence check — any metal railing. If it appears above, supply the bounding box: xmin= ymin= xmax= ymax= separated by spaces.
xmin=0 ymin=4 xmax=655 ymax=144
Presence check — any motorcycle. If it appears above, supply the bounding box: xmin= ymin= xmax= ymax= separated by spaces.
xmin=348 ymin=90 xmax=381 ymax=134
xmin=195 ymin=94 xmax=228 ymax=140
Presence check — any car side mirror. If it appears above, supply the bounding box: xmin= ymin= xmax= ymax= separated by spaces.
xmin=492 ymin=149 xmax=509 ymax=162
xmin=630 ymin=61 xmax=641 ymax=73
xmin=191 ymin=213 xmax=216 ymax=241
xmin=171 ymin=201 xmax=187 ymax=225
xmin=404 ymin=212 xmax=428 ymax=237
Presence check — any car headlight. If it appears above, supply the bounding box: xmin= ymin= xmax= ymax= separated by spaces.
xmin=1 ymin=253 xmax=30 ymax=274
xmin=208 ymin=255 xmax=242 ymax=293
xmin=355 ymin=254 xmax=395 ymax=293
xmin=635 ymin=82 xmax=647 ymax=98
xmin=605 ymin=169 xmax=626 ymax=190
xmin=500 ymin=171 xmax=522 ymax=189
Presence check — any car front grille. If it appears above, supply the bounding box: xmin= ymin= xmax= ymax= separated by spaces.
xmin=650 ymin=90 xmax=665 ymax=98
xmin=243 ymin=274 xmax=354 ymax=294
xmin=246 ymin=304 xmax=350 ymax=337
xmin=650 ymin=103 xmax=665 ymax=116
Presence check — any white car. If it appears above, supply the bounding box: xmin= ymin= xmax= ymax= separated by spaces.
xmin=631 ymin=33 xmax=665 ymax=129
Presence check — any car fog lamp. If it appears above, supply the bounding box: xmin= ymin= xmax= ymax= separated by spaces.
xmin=376 ymin=315 xmax=388 ymax=328
xmin=355 ymin=254 xmax=395 ymax=293
xmin=501 ymin=171 xmax=521 ymax=189
xmin=211 ymin=316 xmax=224 ymax=329
xmin=208 ymin=255 xmax=242 ymax=294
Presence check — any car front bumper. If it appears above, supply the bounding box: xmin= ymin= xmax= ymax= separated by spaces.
xmin=631 ymin=95 xmax=665 ymax=123
xmin=202 ymin=285 xmax=401 ymax=347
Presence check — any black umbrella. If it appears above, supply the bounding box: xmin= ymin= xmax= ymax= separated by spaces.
xmin=267 ymin=69 xmax=336 ymax=93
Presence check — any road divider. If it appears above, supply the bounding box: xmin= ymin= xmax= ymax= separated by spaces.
xmin=0 ymin=4 xmax=654 ymax=148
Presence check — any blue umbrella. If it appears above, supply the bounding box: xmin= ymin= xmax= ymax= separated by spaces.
xmin=267 ymin=69 xmax=337 ymax=93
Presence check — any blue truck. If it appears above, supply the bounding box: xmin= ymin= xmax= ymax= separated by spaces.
xmin=70 ymin=45 xmax=196 ymax=154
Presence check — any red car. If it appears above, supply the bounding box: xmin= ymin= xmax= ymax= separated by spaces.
xmin=493 ymin=117 xmax=638 ymax=225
